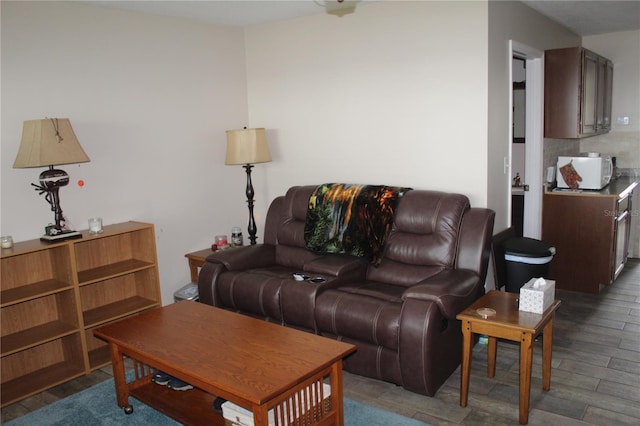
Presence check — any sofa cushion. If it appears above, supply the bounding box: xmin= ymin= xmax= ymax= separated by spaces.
xmin=214 ymin=266 xmax=292 ymax=321
xmin=275 ymin=185 xmax=314 ymax=247
xmin=315 ymin=282 xmax=403 ymax=351
xmin=280 ymin=277 xmax=337 ymax=331
xmin=273 ymin=186 xmax=320 ymax=269
xmin=367 ymin=190 xmax=469 ymax=286
xmin=275 ymin=244 xmax=322 ymax=270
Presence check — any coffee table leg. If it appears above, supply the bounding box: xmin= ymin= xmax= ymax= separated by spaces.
xmin=109 ymin=343 xmax=132 ymax=414
xmin=542 ymin=316 xmax=554 ymax=391
xmin=330 ymin=361 xmax=345 ymax=426
xmin=519 ymin=332 xmax=533 ymax=425
xmin=460 ymin=320 xmax=472 ymax=407
xmin=252 ymin=404 xmax=269 ymax=426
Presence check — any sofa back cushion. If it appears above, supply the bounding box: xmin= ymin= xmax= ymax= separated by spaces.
xmin=265 ymin=186 xmax=470 ymax=281
xmin=273 ymin=186 xmax=320 ymax=268
xmin=367 ymin=190 xmax=470 ymax=286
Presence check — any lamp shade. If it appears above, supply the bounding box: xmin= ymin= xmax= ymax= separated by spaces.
xmin=225 ymin=128 xmax=271 ymax=165
xmin=13 ymin=118 xmax=90 ymax=168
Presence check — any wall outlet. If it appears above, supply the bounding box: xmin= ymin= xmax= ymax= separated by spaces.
xmin=617 ymin=116 xmax=630 ymax=125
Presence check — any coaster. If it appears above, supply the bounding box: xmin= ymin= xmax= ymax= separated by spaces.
xmin=476 ymin=308 xmax=496 ymax=319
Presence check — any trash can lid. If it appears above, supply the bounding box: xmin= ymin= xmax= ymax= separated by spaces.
xmin=503 ymin=237 xmax=555 ymax=258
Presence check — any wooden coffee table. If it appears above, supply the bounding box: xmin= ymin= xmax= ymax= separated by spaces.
xmin=94 ymin=301 xmax=356 ymax=426
xmin=456 ymin=290 xmax=561 ymax=425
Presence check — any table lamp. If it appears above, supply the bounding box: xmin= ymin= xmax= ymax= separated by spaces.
xmin=225 ymin=128 xmax=271 ymax=245
xmin=13 ymin=118 xmax=90 ymax=241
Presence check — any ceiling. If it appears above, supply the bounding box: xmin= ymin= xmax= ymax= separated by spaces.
xmin=83 ymin=1 xmax=640 ymax=35
xmin=82 ymin=1 xmax=361 ymax=27
xmin=521 ymin=1 xmax=640 ymax=36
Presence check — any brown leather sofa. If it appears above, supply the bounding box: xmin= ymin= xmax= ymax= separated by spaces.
xmin=198 ymin=185 xmax=495 ymax=396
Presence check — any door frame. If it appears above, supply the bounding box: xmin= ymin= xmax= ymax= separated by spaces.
xmin=509 ymin=40 xmax=544 ymax=239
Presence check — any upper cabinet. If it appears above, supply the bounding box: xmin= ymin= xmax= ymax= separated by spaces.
xmin=544 ymin=47 xmax=613 ymax=139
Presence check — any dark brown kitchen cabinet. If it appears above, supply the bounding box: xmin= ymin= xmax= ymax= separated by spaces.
xmin=600 ymin=59 xmax=614 ymax=132
xmin=613 ymin=193 xmax=632 ymax=279
xmin=544 ymin=47 xmax=613 ymax=138
xmin=542 ymin=181 xmax=636 ymax=294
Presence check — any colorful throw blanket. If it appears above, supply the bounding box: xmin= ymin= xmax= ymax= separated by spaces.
xmin=304 ymin=183 xmax=412 ymax=266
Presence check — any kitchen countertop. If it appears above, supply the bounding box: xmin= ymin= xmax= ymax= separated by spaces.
xmin=547 ymin=176 xmax=638 ymax=198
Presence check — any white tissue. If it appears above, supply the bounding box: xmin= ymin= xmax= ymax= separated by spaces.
xmin=533 ymin=277 xmax=546 ymax=289
xmin=519 ymin=278 xmax=555 ymax=314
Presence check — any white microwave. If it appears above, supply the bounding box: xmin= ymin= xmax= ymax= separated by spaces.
xmin=556 ymin=156 xmax=613 ymax=190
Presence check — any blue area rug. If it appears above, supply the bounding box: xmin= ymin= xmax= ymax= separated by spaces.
xmin=6 ymin=376 xmax=429 ymax=426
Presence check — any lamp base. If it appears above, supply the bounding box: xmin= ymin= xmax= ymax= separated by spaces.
xmin=40 ymin=229 xmax=82 ymax=243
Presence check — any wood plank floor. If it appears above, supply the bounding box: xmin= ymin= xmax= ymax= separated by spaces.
xmin=2 ymin=259 xmax=638 ymax=425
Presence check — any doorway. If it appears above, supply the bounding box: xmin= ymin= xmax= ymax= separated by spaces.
xmin=509 ymin=41 xmax=544 ymax=239
xmin=512 ymin=56 xmax=526 ymax=237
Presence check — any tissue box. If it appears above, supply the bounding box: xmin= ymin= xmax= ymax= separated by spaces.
xmin=519 ymin=278 xmax=555 ymax=314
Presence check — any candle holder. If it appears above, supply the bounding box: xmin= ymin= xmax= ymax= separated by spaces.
xmin=215 ymin=235 xmax=228 ymax=250
xmin=89 ymin=218 xmax=103 ymax=234
xmin=1 ymin=236 xmax=14 ymax=249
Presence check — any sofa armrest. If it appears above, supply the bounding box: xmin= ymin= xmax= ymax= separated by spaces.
xmin=402 ymin=269 xmax=482 ymax=319
xmin=205 ymin=244 xmax=276 ymax=271
xmin=303 ymin=255 xmax=367 ymax=278
xmin=457 ymin=207 xmax=495 ymax=281
xmin=197 ymin=261 xmax=225 ymax=306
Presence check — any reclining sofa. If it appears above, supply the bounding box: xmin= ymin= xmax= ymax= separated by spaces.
xmin=198 ymin=184 xmax=495 ymax=396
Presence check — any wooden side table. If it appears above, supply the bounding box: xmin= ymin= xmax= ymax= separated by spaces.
xmin=185 ymin=248 xmax=214 ymax=283
xmin=456 ymin=290 xmax=561 ymax=425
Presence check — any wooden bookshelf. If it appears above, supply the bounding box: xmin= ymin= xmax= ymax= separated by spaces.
xmin=0 ymin=221 xmax=161 ymax=407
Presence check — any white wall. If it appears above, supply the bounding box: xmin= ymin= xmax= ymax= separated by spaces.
xmin=242 ymin=0 xmax=584 ymax=239
xmin=244 ymin=1 xmax=489 ymax=214
xmin=4 ymin=1 xmax=629 ymax=303
xmin=1 ymin=1 xmax=248 ymax=305
xmin=487 ymin=1 xmax=580 ymax=233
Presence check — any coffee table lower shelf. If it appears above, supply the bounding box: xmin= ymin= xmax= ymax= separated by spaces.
xmin=130 ymin=381 xmax=223 ymax=426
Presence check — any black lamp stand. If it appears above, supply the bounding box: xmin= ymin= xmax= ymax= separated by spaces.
xmin=243 ymin=163 xmax=258 ymax=245
xmin=33 ymin=166 xmax=82 ymax=242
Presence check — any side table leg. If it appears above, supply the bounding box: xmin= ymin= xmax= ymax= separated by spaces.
xmin=519 ymin=332 xmax=534 ymax=425
xmin=487 ymin=336 xmax=497 ymax=378
xmin=460 ymin=320 xmax=472 ymax=407
xmin=542 ymin=316 xmax=554 ymax=391
xmin=188 ymin=259 xmax=199 ymax=283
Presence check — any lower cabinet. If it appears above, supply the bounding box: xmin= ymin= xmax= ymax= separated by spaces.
xmin=542 ymin=188 xmax=635 ymax=293
xmin=613 ymin=194 xmax=633 ymax=279
xmin=0 ymin=221 xmax=161 ymax=406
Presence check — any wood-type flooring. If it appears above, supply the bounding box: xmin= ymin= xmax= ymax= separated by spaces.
xmin=3 ymin=259 xmax=638 ymax=425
